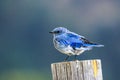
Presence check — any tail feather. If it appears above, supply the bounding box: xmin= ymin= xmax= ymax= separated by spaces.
xmin=92 ymin=44 xmax=104 ymax=47
xmin=83 ymin=43 xmax=104 ymax=47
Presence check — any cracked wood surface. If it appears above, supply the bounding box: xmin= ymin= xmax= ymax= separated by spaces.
xmin=51 ymin=59 xmax=103 ymax=80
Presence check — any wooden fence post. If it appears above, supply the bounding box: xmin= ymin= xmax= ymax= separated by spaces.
xmin=51 ymin=59 xmax=103 ymax=80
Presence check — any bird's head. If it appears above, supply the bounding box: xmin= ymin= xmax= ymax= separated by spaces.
xmin=49 ymin=27 xmax=68 ymax=35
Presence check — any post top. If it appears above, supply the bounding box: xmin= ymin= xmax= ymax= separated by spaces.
xmin=51 ymin=59 xmax=101 ymax=65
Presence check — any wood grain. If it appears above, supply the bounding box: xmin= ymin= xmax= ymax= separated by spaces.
xmin=51 ymin=59 xmax=103 ymax=80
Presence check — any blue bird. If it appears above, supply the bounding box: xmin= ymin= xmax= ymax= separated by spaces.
xmin=49 ymin=27 xmax=104 ymax=61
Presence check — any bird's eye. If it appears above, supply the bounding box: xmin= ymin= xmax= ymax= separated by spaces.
xmin=56 ymin=31 xmax=60 ymax=33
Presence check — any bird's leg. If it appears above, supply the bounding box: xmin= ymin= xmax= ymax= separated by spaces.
xmin=74 ymin=55 xmax=77 ymax=61
xmin=64 ymin=56 xmax=69 ymax=61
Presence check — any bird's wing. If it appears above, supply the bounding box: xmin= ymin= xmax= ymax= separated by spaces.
xmin=55 ymin=37 xmax=70 ymax=47
xmin=67 ymin=32 xmax=95 ymax=44
xmin=80 ymin=37 xmax=93 ymax=44
xmin=80 ymin=37 xmax=104 ymax=47
xmin=66 ymin=33 xmax=85 ymax=49
xmin=66 ymin=32 xmax=103 ymax=48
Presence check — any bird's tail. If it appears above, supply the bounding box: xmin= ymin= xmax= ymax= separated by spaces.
xmin=84 ymin=43 xmax=104 ymax=47
xmin=92 ymin=44 xmax=104 ymax=47
xmin=88 ymin=43 xmax=104 ymax=47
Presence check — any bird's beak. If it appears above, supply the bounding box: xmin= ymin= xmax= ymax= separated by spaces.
xmin=49 ymin=31 xmax=54 ymax=34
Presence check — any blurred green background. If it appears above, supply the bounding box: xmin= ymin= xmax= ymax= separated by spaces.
xmin=0 ymin=0 xmax=120 ymax=80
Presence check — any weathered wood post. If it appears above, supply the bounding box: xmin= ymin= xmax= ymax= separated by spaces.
xmin=51 ymin=59 xmax=103 ymax=80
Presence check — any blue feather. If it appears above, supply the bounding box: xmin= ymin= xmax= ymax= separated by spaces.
xmin=70 ymin=43 xmax=83 ymax=49
xmin=55 ymin=38 xmax=69 ymax=46
xmin=67 ymin=33 xmax=79 ymax=38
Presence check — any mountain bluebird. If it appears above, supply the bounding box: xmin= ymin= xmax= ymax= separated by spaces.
xmin=50 ymin=27 xmax=104 ymax=60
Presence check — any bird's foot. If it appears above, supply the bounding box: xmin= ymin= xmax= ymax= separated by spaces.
xmin=64 ymin=56 xmax=69 ymax=61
